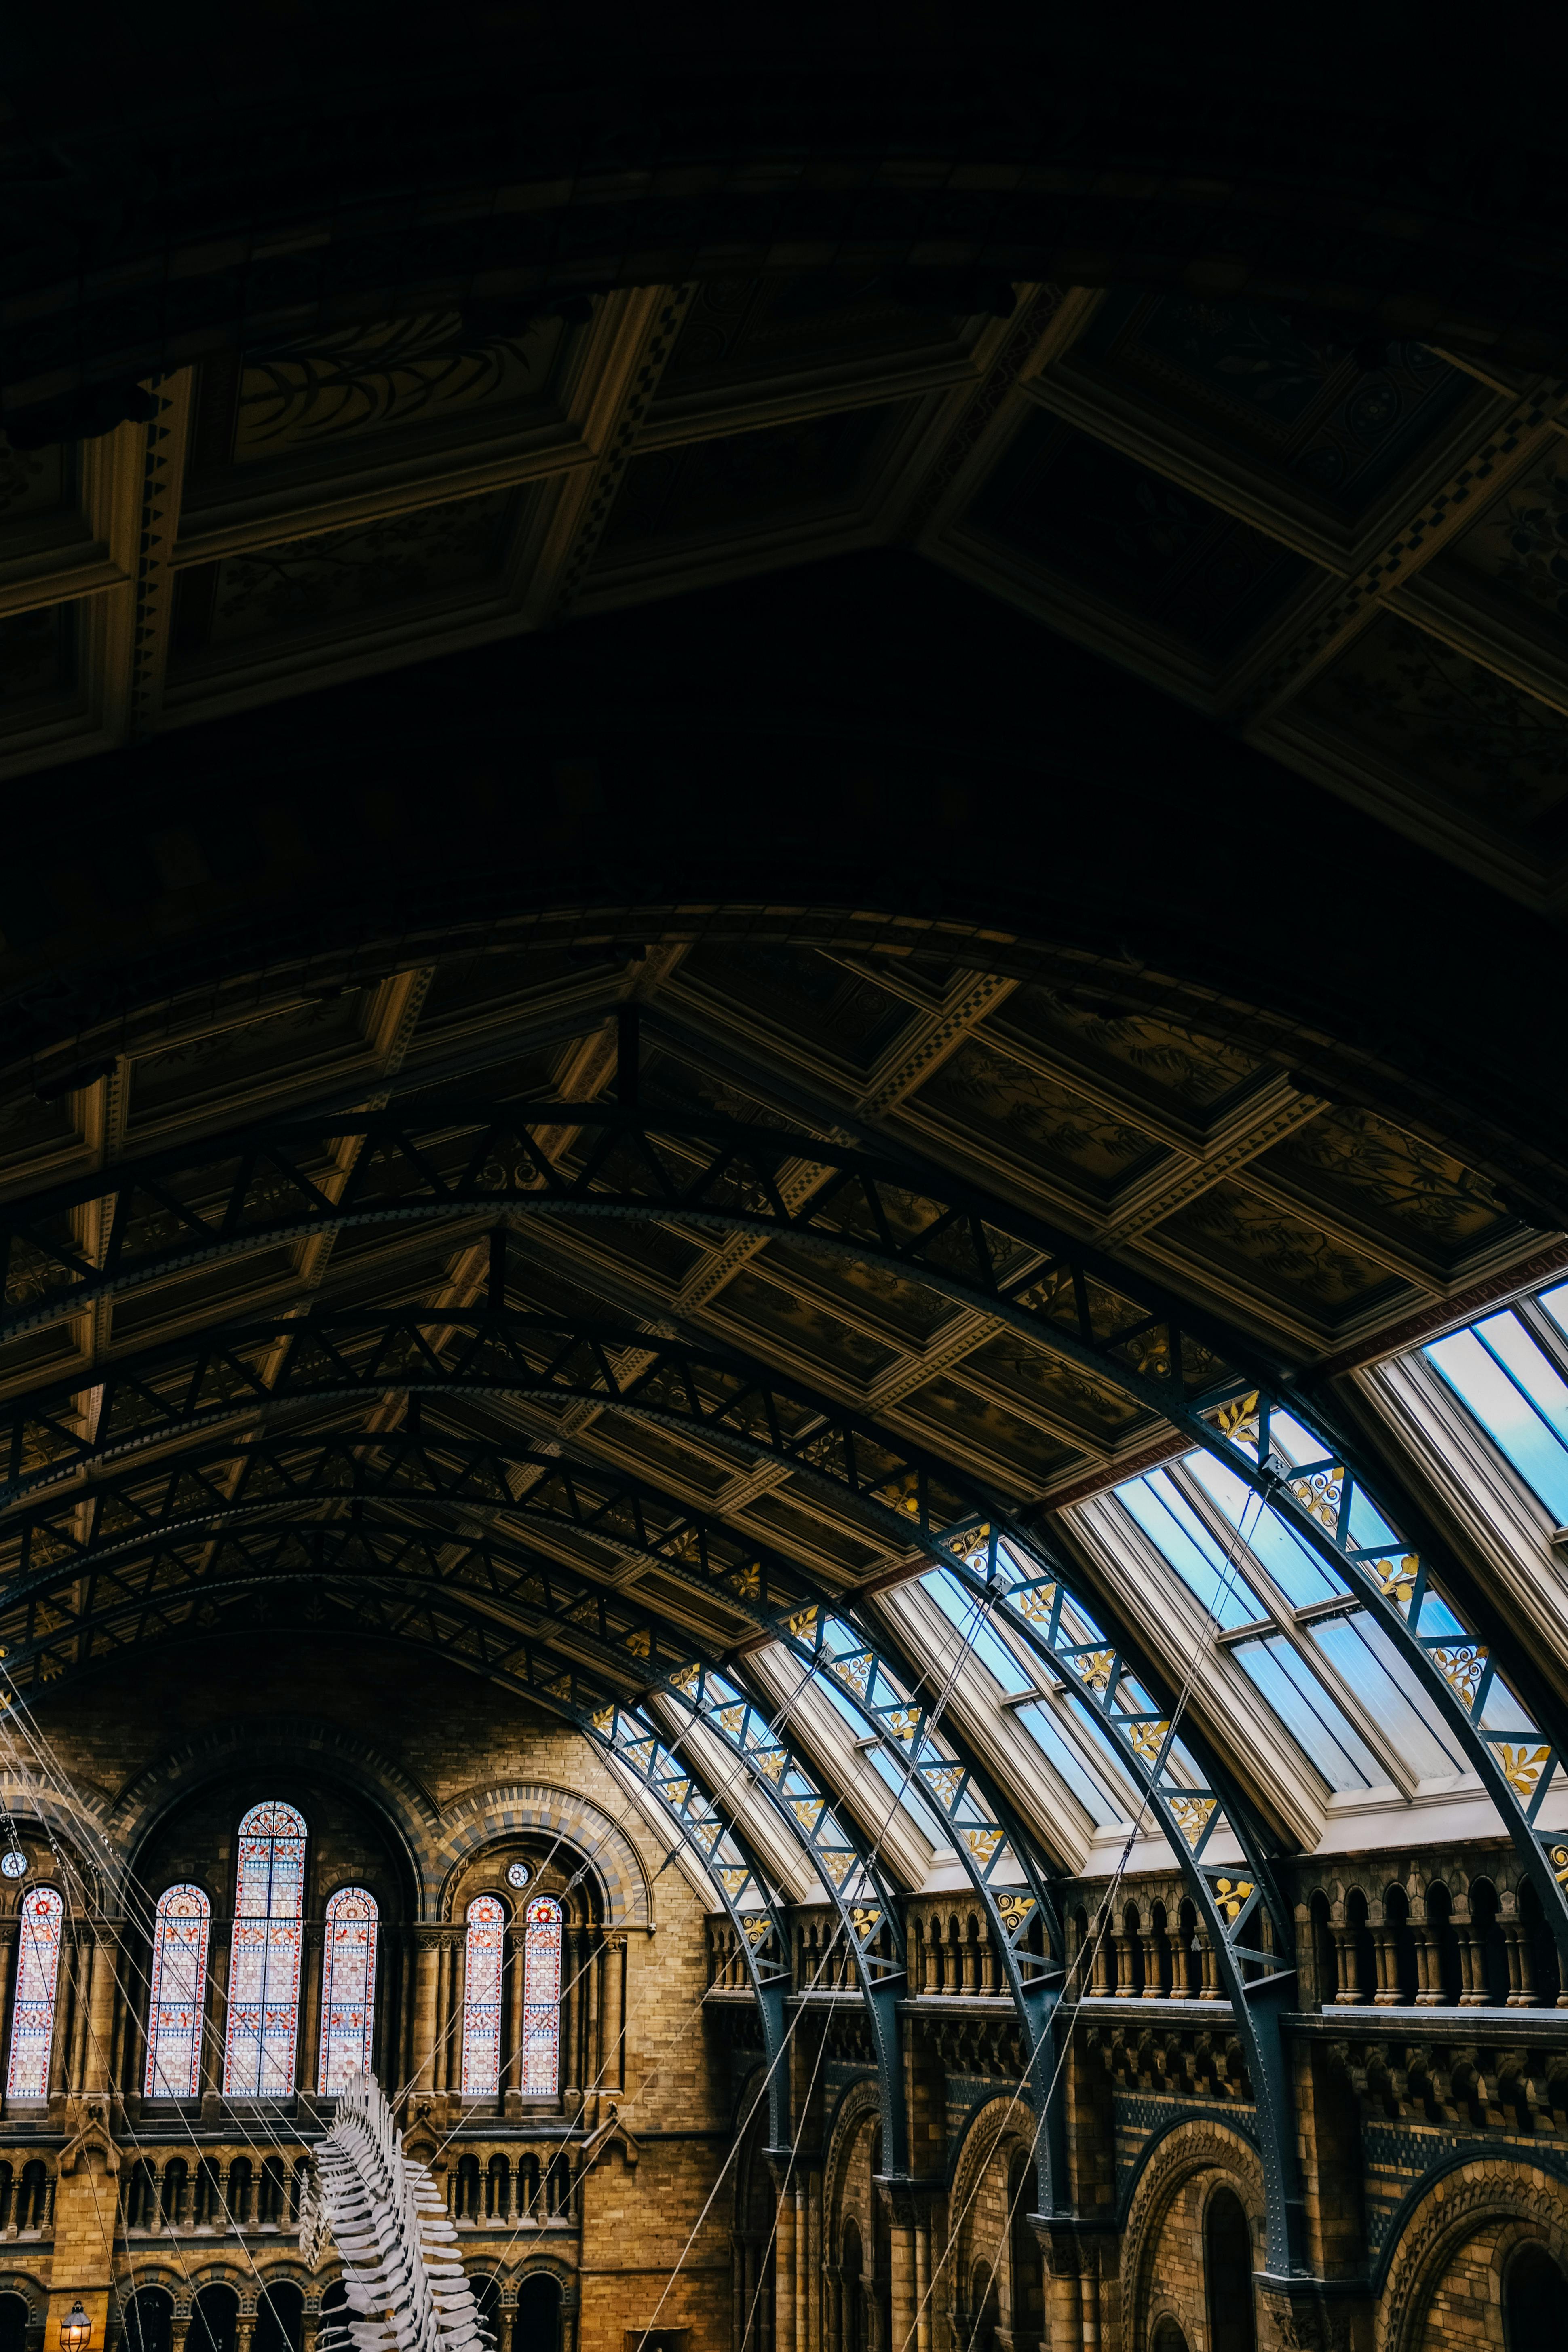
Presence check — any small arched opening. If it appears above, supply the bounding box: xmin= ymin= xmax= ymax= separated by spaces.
xmin=1344 ymin=1892 xmax=1375 ymax=2003
xmin=1424 ymin=1884 xmax=1462 ymax=2007
xmin=1384 ymin=1886 xmax=1418 ymax=2006
xmin=1204 ymin=2185 xmax=1257 ymax=2352
xmin=190 ymin=2285 xmax=239 ymax=2352
xmin=843 ymin=2219 xmax=865 ymax=2352
xmin=514 ymin=2274 xmax=560 ymax=2352
xmin=1505 ymin=2242 xmax=1566 ymax=2351
xmin=1469 ymin=1880 xmax=1510 ymax=2006
xmin=122 ymin=2292 xmax=171 ymax=2352
xmin=255 ymin=2284 xmax=303 ymax=2352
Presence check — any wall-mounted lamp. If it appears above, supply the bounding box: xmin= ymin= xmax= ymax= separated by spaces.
xmin=60 ymin=2301 xmax=91 ymax=2352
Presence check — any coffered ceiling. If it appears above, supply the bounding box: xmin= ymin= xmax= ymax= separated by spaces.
xmin=3 ymin=273 xmax=1567 ymax=925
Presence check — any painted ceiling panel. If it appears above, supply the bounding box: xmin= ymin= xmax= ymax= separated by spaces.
xmin=968 ymin=411 xmax=1322 ymax=659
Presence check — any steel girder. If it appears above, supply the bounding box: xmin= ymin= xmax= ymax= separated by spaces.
xmin=1 ymin=1090 xmax=1561 ymax=1924
xmin=0 ymin=1466 xmax=1064 ymax=2198
xmin=0 ymin=1312 xmax=1304 ymax=2255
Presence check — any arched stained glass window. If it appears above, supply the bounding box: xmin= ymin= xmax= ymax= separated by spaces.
xmin=224 ymin=1801 xmax=306 ymax=2098
xmin=145 ymin=1883 xmax=211 ymax=2098
xmin=460 ymin=1895 xmax=505 ymax=2097
xmin=5 ymin=1886 xmax=62 ymax=2100
xmin=318 ymin=1886 xmax=377 ymax=2093
xmin=521 ymin=1895 xmax=563 ymax=2097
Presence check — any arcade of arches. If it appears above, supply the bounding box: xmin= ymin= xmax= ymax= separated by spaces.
xmin=3 ymin=17 xmax=1568 ymax=2352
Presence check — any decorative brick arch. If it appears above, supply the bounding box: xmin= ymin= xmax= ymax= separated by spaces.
xmin=943 ymin=2094 xmax=1038 ymax=2340
xmin=433 ymin=1782 xmax=651 ymax=1928
xmin=0 ymin=2273 xmax=49 ymax=2319
xmin=1375 ymin=2157 xmax=1568 ymax=2352
xmin=1118 ymin=2119 xmax=1263 ymax=2352
xmin=109 ymin=1716 xmax=440 ymax=1908
xmin=824 ymin=2080 xmax=884 ymax=2253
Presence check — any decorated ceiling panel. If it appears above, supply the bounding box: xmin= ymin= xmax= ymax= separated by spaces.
xmin=0 ymin=272 xmax=1554 ymax=1702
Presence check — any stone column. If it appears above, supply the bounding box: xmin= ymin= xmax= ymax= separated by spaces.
xmin=1412 ymin=1922 xmax=1444 ymax=2005
xmin=1043 ymin=2265 xmax=1080 ymax=2352
xmin=775 ymin=2185 xmax=797 ymax=2352
xmin=1139 ymin=1919 xmax=1163 ymax=1999
xmin=1504 ymin=1921 xmax=1538 ymax=2006
xmin=822 ymin=2266 xmax=842 ymax=2352
xmin=808 ymin=2172 xmax=822 ymax=2352
xmin=1111 ymin=1922 xmax=1137 ymax=1997
xmin=1329 ymin=1926 xmax=1364 ymax=2003
xmin=1372 ymin=1924 xmax=1402 ymax=2006
xmin=1089 ymin=1920 xmax=1113 ymax=1998
xmin=299 ymin=1924 xmax=325 ymax=2096
xmin=606 ymin=1935 xmax=627 ymax=2093
xmin=1450 ymin=1915 xmax=1486 ymax=2004
xmin=82 ymin=1924 xmax=122 ymax=2093
xmin=202 ymin=1928 xmax=230 ymax=2096
xmin=914 ymin=2216 xmax=931 ymax=2352
xmin=410 ymin=1928 xmax=443 ymax=2098
xmin=888 ymin=2223 xmax=915 ymax=2352
xmin=506 ymin=1917 xmax=528 ymax=2101
xmin=562 ymin=1926 xmax=583 ymax=2106
xmin=794 ymin=2184 xmax=809 ymax=2352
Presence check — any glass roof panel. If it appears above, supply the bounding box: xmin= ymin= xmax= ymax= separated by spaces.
xmin=1425 ymin=1323 xmax=1568 ymax=1519
xmin=921 ymin=1567 xmax=1034 ymax=1695
xmin=1229 ymin=1635 xmax=1380 ymax=1789
xmin=1306 ymin=1612 xmax=1464 ymax=1778
xmin=1013 ymin=1704 xmax=1126 ymax=1825
xmin=1116 ymin=1469 xmax=1263 ymax=1626
xmin=1185 ymin=1451 xmax=1345 ymax=1605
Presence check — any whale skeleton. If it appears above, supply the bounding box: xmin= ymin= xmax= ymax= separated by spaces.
xmin=300 ymin=2070 xmax=493 ymax=2352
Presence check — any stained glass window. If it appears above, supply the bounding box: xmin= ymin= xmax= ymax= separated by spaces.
xmin=145 ymin=1884 xmax=211 ymax=2098
xmin=5 ymin=1886 xmax=62 ymax=2100
xmin=521 ymin=1896 xmax=563 ymax=2098
xmin=318 ymin=1887 xmax=377 ymax=2094
xmin=461 ymin=1895 xmax=505 ymax=2098
xmin=224 ymin=1800 xmax=306 ymax=2098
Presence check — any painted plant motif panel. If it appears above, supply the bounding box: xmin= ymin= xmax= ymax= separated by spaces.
xmin=145 ymin=1884 xmax=211 ymax=2099
xmin=714 ymin=1267 xmax=901 ymax=1382
xmin=0 ymin=438 xmax=72 ymax=526
xmin=127 ymin=994 xmax=370 ymax=1124
xmin=169 ymin=488 xmax=520 ymax=664
xmin=678 ymin=945 xmax=914 ymax=1069
xmin=969 ymin=415 xmax=1319 ymax=659
xmin=960 ymin=1331 xmax=1145 ymax=1438
xmin=232 ymin=313 xmax=570 ymax=461
xmin=1253 ymin=1107 xmax=1511 ymax=1259
xmin=461 ymin=1893 xmax=505 ymax=2098
xmin=4 ymin=1886 xmax=61 ymax=2101
xmin=0 ymin=606 xmax=76 ymax=714
xmin=1442 ymin=449 xmax=1568 ymax=626
xmin=753 ymin=1238 xmax=953 ymax=1350
xmin=1067 ymin=292 xmax=1472 ymax=514
xmin=899 ymin=1373 xmax=1076 ymax=1481
xmin=319 ymin=1886 xmax=378 ymax=2094
xmin=916 ymin=1036 xmax=1160 ymax=1198
xmin=1155 ymin=1180 xmax=1393 ymax=1313
xmin=598 ymin=405 xmax=899 ymax=553
xmin=658 ymin=274 xmax=967 ymax=397
xmin=1300 ymin=612 xmax=1568 ymax=831
xmin=998 ymin=988 xmax=1263 ymax=1112
xmin=223 ymin=1800 xmax=306 ymax=2099
xmin=521 ymin=1895 xmax=563 ymax=2097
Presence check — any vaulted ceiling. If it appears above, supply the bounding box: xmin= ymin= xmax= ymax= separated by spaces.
xmin=0 ymin=14 xmax=1564 ymax=1816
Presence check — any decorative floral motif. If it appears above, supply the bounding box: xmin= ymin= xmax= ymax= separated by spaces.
xmin=1306 ymin=612 xmax=1568 ymax=826
xmin=234 ymin=312 xmax=564 ymax=457
xmin=922 ymin=1038 xmax=1161 ymax=1190
xmin=1266 ymin=1105 xmax=1507 ymax=1251
xmin=1172 ymin=1181 xmax=1388 ymax=1307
